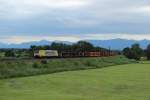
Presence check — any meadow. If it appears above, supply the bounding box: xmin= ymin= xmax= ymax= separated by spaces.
xmin=0 ymin=62 xmax=150 ymax=100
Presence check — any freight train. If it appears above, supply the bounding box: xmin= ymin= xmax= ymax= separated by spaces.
xmin=34 ymin=50 xmax=116 ymax=58
xmin=34 ymin=50 xmax=58 ymax=58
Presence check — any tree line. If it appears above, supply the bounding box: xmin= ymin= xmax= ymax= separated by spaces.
xmin=0 ymin=49 xmax=30 ymax=57
xmin=2 ymin=41 xmax=150 ymax=60
xmin=30 ymin=41 xmax=108 ymax=53
xmin=123 ymin=44 xmax=150 ymax=60
xmin=1 ymin=41 xmax=108 ymax=57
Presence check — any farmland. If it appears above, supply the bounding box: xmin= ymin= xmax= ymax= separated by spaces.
xmin=0 ymin=62 xmax=150 ymax=100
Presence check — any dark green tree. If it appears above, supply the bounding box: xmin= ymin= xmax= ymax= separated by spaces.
xmin=72 ymin=41 xmax=94 ymax=52
xmin=146 ymin=44 xmax=150 ymax=60
xmin=30 ymin=45 xmax=37 ymax=51
xmin=123 ymin=44 xmax=143 ymax=60
xmin=30 ymin=41 xmax=110 ymax=55
xmin=131 ymin=44 xmax=143 ymax=60
xmin=123 ymin=47 xmax=132 ymax=58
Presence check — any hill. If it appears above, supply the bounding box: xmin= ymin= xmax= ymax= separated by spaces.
xmin=0 ymin=62 xmax=150 ymax=100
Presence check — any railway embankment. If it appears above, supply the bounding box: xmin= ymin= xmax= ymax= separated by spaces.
xmin=0 ymin=55 xmax=136 ymax=79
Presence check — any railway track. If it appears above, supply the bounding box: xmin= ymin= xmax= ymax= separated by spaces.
xmin=0 ymin=56 xmax=116 ymax=61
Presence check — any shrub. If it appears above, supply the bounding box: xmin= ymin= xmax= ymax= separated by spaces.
xmin=84 ymin=61 xmax=95 ymax=66
xmin=5 ymin=50 xmax=15 ymax=57
xmin=41 ymin=60 xmax=48 ymax=64
xmin=32 ymin=62 xmax=40 ymax=68
xmin=43 ymin=64 xmax=49 ymax=68
xmin=73 ymin=61 xmax=80 ymax=66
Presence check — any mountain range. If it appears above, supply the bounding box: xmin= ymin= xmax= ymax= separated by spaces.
xmin=0 ymin=39 xmax=150 ymax=50
xmin=88 ymin=39 xmax=150 ymax=50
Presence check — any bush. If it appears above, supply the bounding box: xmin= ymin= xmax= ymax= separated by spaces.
xmin=43 ymin=64 xmax=49 ymax=68
xmin=32 ymin=62 xmax=40 ymax=68
xmin=41 ymin=60 xmax=48 ymax=64
xmin=84 ymin=61 xmax=95 ymax=66
xmin=73 ymin=61 xmax=80 ymax=66
xmin=5 ymin=50 xmax=15 ymax=57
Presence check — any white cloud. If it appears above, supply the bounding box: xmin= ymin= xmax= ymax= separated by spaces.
xmin=1 ymin=0 xmax=148 ymax=21
xmin=0 ymin=0 xmax=90 ymax=19
xmin=1 ymin=33 xmax=150 ymax=44
xmin=1 ymin=0 xmax=150 ymax=36
xmin=83 ymin=33 xmax=150 ymax=40
xmin=0 ymin=35 xmax=81 ymax=44
xmin=138 ymin=6 xmax=150 ymax=13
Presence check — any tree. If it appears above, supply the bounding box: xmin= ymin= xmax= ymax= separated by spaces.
xmin=123 ymin=44 xmax=143 ymax=60
xmin=123 ymin=47 xmax=132 ymax=59
xmin=30 ymin=41 xmax=110 ymax=54
xmin=72 ymin=41 xmax=94 ymax=52
xmin=30 ymin=45 xmax=37 ymax=51
xmin=146 ymin=44 xmax=150 ymax=60
xmin=131 ymin=44 xmax=143 ymax=60
xmin=5 ymin=50 xmax=15 ymax=57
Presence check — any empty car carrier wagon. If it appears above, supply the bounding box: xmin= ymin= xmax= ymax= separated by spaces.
xmin=34 ymin=50 xmax=59 ymax=58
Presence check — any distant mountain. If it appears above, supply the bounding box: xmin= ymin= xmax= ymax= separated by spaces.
xmin=87 ymin=39 xmax=150 ymax=50
xmin=0 ymin=39 xmax=150 ymax=50
xmin=0 ymin=40 xmax=72 ymax=49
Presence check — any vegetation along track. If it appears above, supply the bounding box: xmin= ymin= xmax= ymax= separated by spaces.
xmin=0 ymin=55 xmax=136 ymax=79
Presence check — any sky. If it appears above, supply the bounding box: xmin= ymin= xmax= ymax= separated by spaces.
xmin=1 ymin=0 xmax=150 ymax=43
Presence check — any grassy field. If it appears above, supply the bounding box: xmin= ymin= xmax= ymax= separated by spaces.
xmin=0 ymin=55 xmax=135 ymax=79
xmin=0 ymin=62 xmax=150 ymax=100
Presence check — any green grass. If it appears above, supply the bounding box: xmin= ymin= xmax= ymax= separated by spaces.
xmin=0 ymin=55 xmax=135 ymax=79
xmin=0 ymin=62 xmax=150 ymax=100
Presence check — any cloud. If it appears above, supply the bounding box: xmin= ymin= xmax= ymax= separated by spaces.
xmin=84 ymin=33 xmax=150 ymax=40
xmin=0 ymin=0 xmax=90 ymax=19
xmin=0 ymin=35 xmax=81 ymax=44
xmin=1 ymin=33 xmax=150 ymax=44
xmin=1 ymin=0 xmax=150 ymax=42
xmin=137 ymin=6 xmax=150 ymax=13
